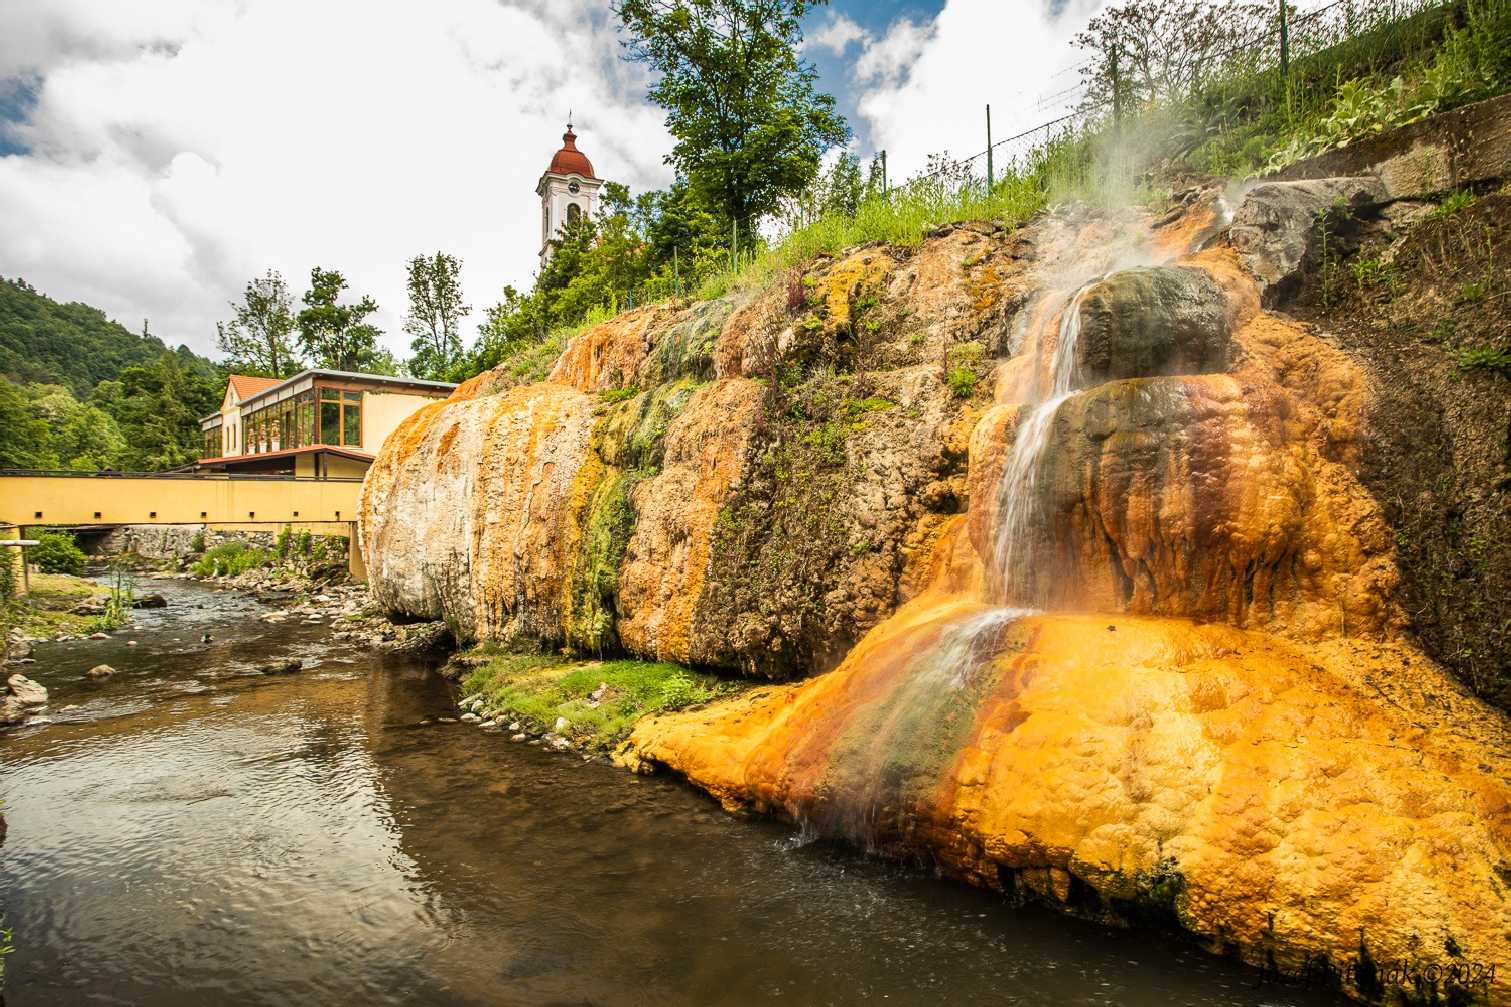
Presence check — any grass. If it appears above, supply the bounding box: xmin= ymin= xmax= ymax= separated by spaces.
xmin=459 ymin=651 xmax=746 ymax=749
xmin=2 ymin=571 xmax=116 ymax=639
xmin=190 ymin=541 xmax=271 ymax=578
xmin=691 ymin=131 xmax=1098 ymax=304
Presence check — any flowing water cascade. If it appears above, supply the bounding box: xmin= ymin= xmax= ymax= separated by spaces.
xmin=989 ymin=281 xmax=1095 ymax=606
xmin=622 ymin=191 xmax=1511 ymax=1005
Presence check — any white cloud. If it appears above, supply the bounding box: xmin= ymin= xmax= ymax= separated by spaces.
xmin=0 ymin=0 xmax=674 ymax=359
xmin=853 ymin=18 xmax=935 ymax=87
xmin=852 ymin=0 xmax=1108 ymax=181
xmin=807 ymin=12 xmax=868 ymax=57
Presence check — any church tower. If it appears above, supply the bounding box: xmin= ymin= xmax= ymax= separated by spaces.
xmin=536 ymin=122 xmax=601 ymax=270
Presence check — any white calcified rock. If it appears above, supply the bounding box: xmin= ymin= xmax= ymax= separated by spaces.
xmin=460 ymin=712 xmax=480 ymax=723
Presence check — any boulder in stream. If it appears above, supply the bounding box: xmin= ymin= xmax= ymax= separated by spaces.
xmin=84 ymin=665 xmax=115 ymax=679
xmin=8 ymin=673 xmax=48 ymax=705
xmin=257 ymin=658 xmax=303 ymax=675
xmin=132 ymin=594 xmax=169 ymax=609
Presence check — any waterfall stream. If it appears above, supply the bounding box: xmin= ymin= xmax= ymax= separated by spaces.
xmin=988 ymin=280 xmax=1096 ymax=606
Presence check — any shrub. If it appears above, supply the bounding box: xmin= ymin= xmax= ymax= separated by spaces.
xmin=275 ymin=525 xmax=293 ymax=560
xmin=946 ymin=366 xmax=978 ymax=399
xmin=0 ymin=550 xmax=15 ymax=603
xmin=190 ymin=541 xmax=271 ymax=578
xmin=29 ymin=530 xmax=86 ymax=576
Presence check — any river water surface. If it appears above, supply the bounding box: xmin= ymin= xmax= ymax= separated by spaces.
xmin=1 ymin=577 xmax=1346 ymax=1006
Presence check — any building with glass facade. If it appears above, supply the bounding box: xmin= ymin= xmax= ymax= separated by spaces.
xmin=198 ymin=370 xmax=456 ymax=477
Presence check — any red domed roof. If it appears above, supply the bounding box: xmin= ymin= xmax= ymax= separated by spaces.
xmin=548 ymin=125 xmax=596 ymax=179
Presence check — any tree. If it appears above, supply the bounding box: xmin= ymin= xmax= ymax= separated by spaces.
xmin=0 ymin=376 xmax=56 ymax=469
xmin=403 ymin=253 xmax=470 ymax=380
xmin=24 ymin=383 xmax=125 ymax=470
xmin=97 ymin=355 xmax=220 ymax=471
xmin=1074 ymin=0 xmax=1270 ymax=113
xmin=614 ymin=0 xmax=849 ymax=229
xmin=216 ymin=270 xmax=302 ymax=378
xmin=296 ymin=267 xmax=384 ymax=372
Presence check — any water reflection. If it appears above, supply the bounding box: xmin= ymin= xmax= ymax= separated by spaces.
xmin=1 ymin=579 xmax=1345 ymax=1005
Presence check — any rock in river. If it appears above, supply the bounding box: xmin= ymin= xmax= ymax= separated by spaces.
xmin=257 ymin=658 xmax=303 ymax=675
xmin=8 ymin=673 xmax=48 ymax=705
xmin=132 ymin=594 xmax=169 ymax=609
xmin=84 ymin=665 xmax=115 ymax=679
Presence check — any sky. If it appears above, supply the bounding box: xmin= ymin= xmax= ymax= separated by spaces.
xmin=0 ymin=0 xmax=1108 ymax=362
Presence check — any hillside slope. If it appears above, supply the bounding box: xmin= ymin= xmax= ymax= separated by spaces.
xmin=0 ymin=276 xmax=216 ymax=396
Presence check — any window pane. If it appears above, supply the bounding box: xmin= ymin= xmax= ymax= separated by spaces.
xmin=320 ymin=388 xmax=340 ymax=402
xmin=321 ymin=401 xmax=340 ymax=444
xmin=343 ymin=402 xmax=360 ymax=446
xmin=343 ymin=390 xmax=361 ymax=404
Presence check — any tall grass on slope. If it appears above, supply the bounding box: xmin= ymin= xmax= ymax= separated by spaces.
xmin=695 ymin=126 xmax=1105 ymax=302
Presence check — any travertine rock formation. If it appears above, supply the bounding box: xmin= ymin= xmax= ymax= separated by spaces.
xmin=618 ymin=185 xmax=1511 ymax=1004
xmin=364 ymin=170 xmax=1511 ymax=1004
xmin=362 ymin=225 xmax=1026 ymax=671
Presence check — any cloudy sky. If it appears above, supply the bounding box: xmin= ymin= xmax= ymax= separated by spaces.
xmin=0 ymin=0 xmax=1106 ymax=361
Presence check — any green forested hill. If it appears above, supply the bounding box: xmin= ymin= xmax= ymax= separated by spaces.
xmin=0 ymin=276 xmax=223 ymax=472
xmin=0 ymin=276 xmax=217 ymax=395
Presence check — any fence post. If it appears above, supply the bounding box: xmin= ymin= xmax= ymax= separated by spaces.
xmin=1110 ymin=39 xmax=1123 ymax=127
xmin=1279 ymin=0 xmax=1290 ymax=79
xmin=985 ymin=104 xmax=994 ymax=190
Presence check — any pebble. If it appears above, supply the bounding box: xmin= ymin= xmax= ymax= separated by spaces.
xmin=510 ymin=733 xmax=527 ymax=742
xmin=89 ymin=632 xmax=109 ymax=640
xmin=127 ymin=641 xmax=138 ymax=647
xmin=508 ymin=722 xmax=521 ymax=732
xmin=481 ymin=720 xmax=497 ymax=729
xmin=460 ymin=712 xmax=480 ymax=724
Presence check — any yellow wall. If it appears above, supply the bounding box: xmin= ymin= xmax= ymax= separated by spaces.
xmin=0 ymin=475 xmax=362 ymax=527
xmin=362 ymin=391 xmax=441 ymax=454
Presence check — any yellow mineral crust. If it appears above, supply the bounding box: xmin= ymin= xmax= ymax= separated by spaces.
xmin=616 ymin=378 xmax=763 ymax=662
xmin=625 ymin=612 xmax=1511 ymax=1003
xmin=548 ymin=305 xmax=670 ymax=392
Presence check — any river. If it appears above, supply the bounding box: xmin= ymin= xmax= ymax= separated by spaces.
xmin=0 ymin=576 xmax=1347 ymax=1006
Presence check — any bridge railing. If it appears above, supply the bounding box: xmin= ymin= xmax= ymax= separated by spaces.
xmin=0 ymin=468 xmax=363 ymax=483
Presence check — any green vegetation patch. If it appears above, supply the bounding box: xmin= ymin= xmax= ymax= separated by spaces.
xmin=190 ymin=541 xmax=272 ymax=578
xmin=27 ymin=530 xmax=86 ymax=576
xmin=0 ymin=571 xmax=117 ymax=639
xmin=459 ymin=652 xmax=743 ymax=749
xmin=640 ymin=296 xmax=734 ymax=386
xmin=564 ymin=378 xmax=701 ymax=654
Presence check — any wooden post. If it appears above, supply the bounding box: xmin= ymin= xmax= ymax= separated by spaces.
xmin=347 ymin=521 xmax=367 ymax=583
xmin=1110 ymin=40 xmax=1123 ymax=126
xmin=985 ymin=104 xmax=994 ymax=190
xmin=1279 ymin=0 xmax=1290 ymax=80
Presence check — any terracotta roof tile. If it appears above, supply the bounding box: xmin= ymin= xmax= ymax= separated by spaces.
xmin=228 ymin=374 xmax=283 ymax=400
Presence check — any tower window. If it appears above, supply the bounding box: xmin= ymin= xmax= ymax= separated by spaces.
xmin=566 ymin=203 xmax=582 ymax=224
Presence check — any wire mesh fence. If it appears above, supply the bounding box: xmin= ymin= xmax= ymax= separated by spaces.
xmin=880 ymin=0 xmax=1456 ymax=203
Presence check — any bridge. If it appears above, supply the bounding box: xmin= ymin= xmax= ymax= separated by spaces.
xmin=0 ymin=470 xmax=368 ymax=580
